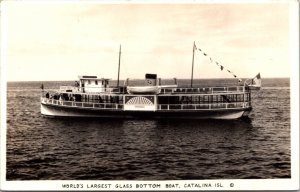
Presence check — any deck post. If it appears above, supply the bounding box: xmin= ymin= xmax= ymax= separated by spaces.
xmin=191 ymin=41 xmax=195 ymax=88
xmin=117 ymin=44 xmax=121 ymax=88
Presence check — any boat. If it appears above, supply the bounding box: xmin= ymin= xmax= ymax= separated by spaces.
xmin=40 ymin=73 xmax=260 ymax=119
xmin=40 ymin=44 xmax=261 ymax=120
xmin=127 ymin=86 xmax=161 ymax=95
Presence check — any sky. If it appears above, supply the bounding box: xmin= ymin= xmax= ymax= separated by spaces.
xmin=1 ymin=1 xmax=293 ymax=81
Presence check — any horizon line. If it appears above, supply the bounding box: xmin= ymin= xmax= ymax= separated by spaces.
xmin=6 ymin=77 xmax=290 ymax=83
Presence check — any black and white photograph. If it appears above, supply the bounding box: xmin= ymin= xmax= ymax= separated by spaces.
xmin=1 ymin=0 xmax=299 ymax=191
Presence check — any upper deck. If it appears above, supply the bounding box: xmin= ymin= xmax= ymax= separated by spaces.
xmin=58 ymin=85 xmax=250 ymax=96
xmin=160 ymin=86 xmax=249 ymax=95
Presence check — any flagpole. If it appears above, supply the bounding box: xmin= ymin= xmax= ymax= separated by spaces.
xmin=117 ymin=44 xmax=121 ymax=88
xmin=191 ymin=41 xmax=195 ymax=88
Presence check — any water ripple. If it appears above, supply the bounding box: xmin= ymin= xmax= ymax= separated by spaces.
xmin=6 ymin=81 xmax=291 ymax=180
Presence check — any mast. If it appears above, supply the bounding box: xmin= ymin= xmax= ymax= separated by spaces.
xmin=117 ymin=44 xmax=121 ymax=88
xmin=190 ymin=41 xmax=195 ymax=88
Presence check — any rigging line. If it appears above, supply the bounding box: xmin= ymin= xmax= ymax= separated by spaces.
xmin=194 ymin=44 xmax=240 ymax=79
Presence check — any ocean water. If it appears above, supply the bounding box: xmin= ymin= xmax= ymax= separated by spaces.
xmin=6 ymin=78 xmax=290 ymax=180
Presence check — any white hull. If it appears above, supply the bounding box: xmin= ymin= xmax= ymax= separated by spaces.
xmin=41 ymin=103 xmax=249 ymax=119
xmin=212 ymin=110 xmax=245 ymax=120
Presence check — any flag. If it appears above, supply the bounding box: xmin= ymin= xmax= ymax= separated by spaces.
xmin=247 ymin=73 xmax=262 ymax=89
xmin=255 ymin=73 xmax=261 ymax=79
xmin=227 ymin=69 xmax=231 ymax=73
xmin=216 ymin=62 xmax=219 ymax=66
xmin=203 ymin=53 xmax=207 ymax=56
xmin=220 ymin=65 xmax=224 ymax=71
xmin=252 ymin=73 xmax=261 ymax=86
xmin=198 ymin=48 xmax=202 ymax=51
xmin=209 ymin=57 xmax=212 ymax=62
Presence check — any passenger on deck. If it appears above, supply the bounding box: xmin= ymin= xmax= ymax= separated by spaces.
xmin=68 ymin=94 xmax=73 ymax=101
xmin=59 ymin=94 xmax=64 ymax=102
xmin=45 ymin=92 xmax=49 ymax=99
xmin=74 ymin=81 xmax=80 ymax=91
xmin=99 ymin=96 xmax=103 ymax=103
xmin=53 ymin=94 xmax=58 ymax=100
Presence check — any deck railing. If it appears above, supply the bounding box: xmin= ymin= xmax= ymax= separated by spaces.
xmin=157 ymin=102 xmax=250 ymax=111
xmin=59 ymin=86 xmax=126 ymax=94
xmin=160 ymin=86 xmax=248 ymax=94
xmin=58 ymin=85 xmax=248 ymax=95
xmin=42 ymin=97 xmax=250 ymax=111
xmin=41 ymin=98 xmax=123 ymax=110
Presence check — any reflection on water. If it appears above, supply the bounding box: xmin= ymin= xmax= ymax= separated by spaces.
xmin=16 ymin=117 xmax=268 ymax=180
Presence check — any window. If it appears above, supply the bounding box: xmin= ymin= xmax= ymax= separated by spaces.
xmin=88 ymin=80 xmax=91 ymax=84
xmin=95 ymin=80 xmax=98 ymax=85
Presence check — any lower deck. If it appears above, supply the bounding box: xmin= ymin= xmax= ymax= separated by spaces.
xmin=41 ymin=97 xmax=251 ymax=111
xmin=41 ymin=101 xmax=251 ymax=119
xmin=41 ymin=94 xmax=252 ymax=119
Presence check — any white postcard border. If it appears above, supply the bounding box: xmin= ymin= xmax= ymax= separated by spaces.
xmin=1 ymin=0 xmax=299 ymax=191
